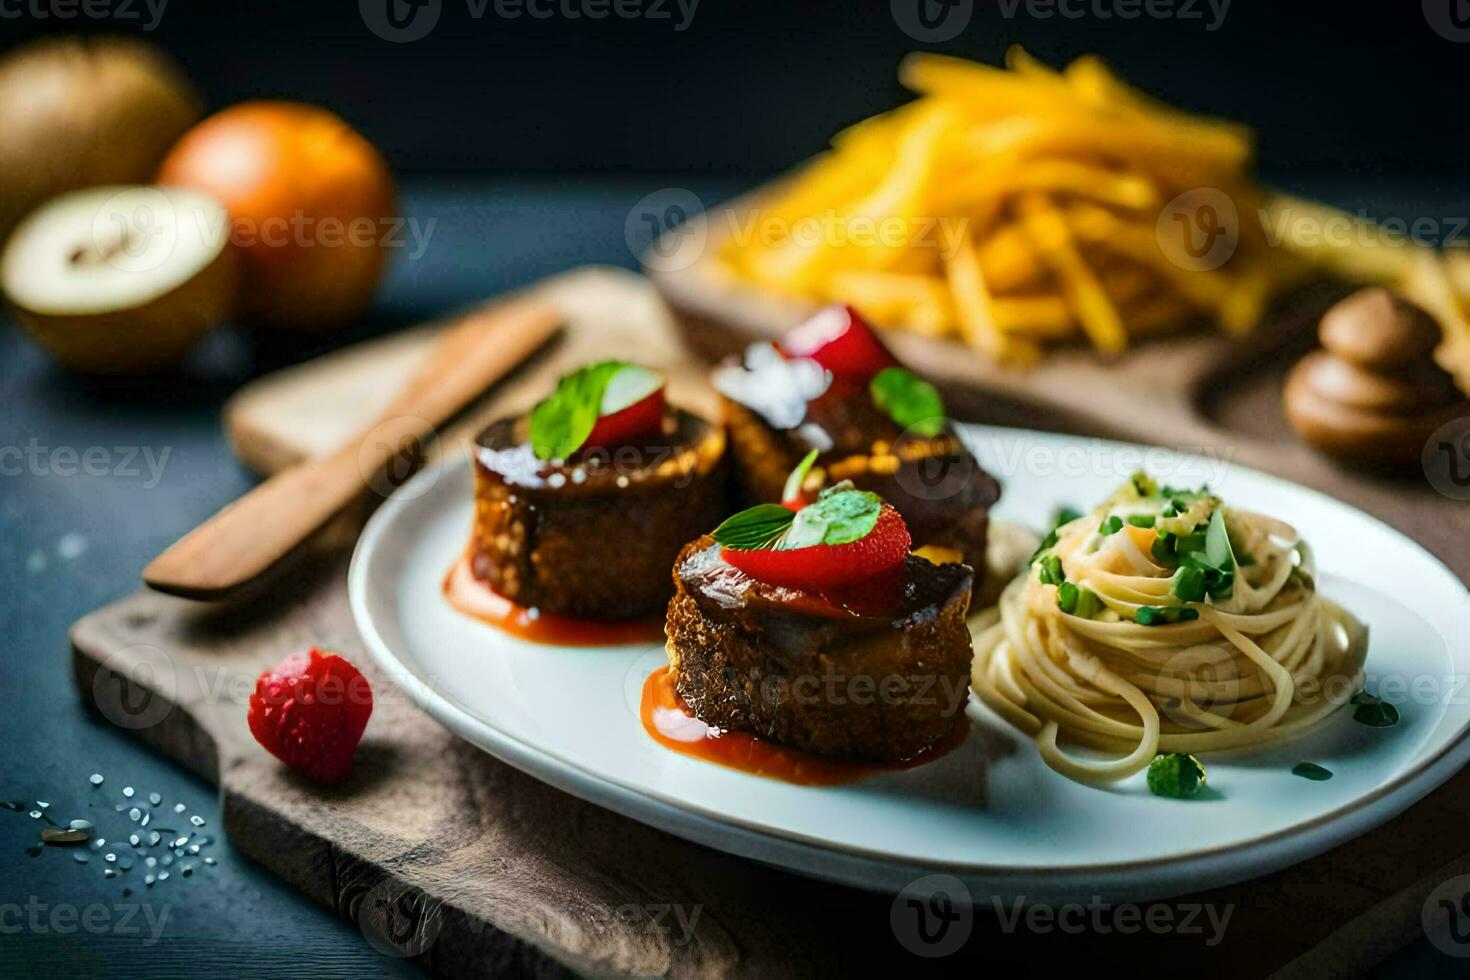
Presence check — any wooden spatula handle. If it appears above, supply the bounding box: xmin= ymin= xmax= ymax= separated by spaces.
xmin=142 ymin=299 xmax=561 ymax=601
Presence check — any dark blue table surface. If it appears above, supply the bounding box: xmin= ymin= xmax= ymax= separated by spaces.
xmin=0 ymin=174 xmax=1461 ymax=978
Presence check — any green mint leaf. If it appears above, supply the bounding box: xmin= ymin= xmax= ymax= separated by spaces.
xmin=1147 ymin=753 xmax=1206 ymax=799
xmin=781 ymin=449 xmax=820 ymax=504
xmin=1292 ymin=762 xmax=1333 ymax=781
xmin=712 ymin=504 xmax=797 ymax=551
xmin=869 ymin=367 xmax=945 ymax=438
xmin=528 ymin=361 xmax=629 ymax=461
xmin=781 ymin=489 xmax=883 ymax=550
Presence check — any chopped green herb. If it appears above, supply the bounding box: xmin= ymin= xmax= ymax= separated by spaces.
xmin=1135 ymin=605 xmax=1200 ymax=626
xmin=1057 ymin=581 xmax=1079 ymax=614
xmin=1174 ymin=531 xmax=1207 ymax=555
xmin=1055 ymin=583 xmax=1104 ymax=618
xmin=1147 ymin=753 xmax=1206 ymax=799
xmin=1172 ymin=566 xmax=1207 ymax=603
xmin=1100 ymin=515 xmax=1124 ymax=536
xmin=1159 ymin=482 xmax=1207 ymax=499
xmin=1292 ymin=762 xmax=1333 ymax=781
xmin=1052 ymin=506 xmax=1083 ymax=528
xmin=1028 ymin=529 xmax=1059 ymax=568
xmin=1289 ymin=566 xmax=1317 ymax=593
xmin=781 ymin=449 xmax=819 ymax=503
xmin=1350 ymin=691 xmax=1399 ymax=728
xmin=1152 ymin=532 xmax=1177 ymax=565
xmin=1038 ymin=554 xmax=1065 ymax=586
xmin=1130 ymin=471 xmax=1158 ymax=497
xmin=1208 ymin=569 xmax=1235 ymax=599
xmin=1151 ymin=508 xmax=1236 ymax=600
xmin=1127 ymin=514 xmax=1156 ymax=528
xmin=869 ymin=367 xmax=945 ymax=438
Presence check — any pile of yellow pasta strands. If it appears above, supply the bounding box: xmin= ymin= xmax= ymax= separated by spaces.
xmin=718 ymin=47 xmax=1308 ymax=364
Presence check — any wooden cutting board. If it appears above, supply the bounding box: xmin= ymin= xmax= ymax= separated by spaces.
xmin=71 ymin=266 xmax=1470 ymax=978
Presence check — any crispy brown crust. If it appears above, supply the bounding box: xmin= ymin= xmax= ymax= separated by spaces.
xmin=471 ymin=411 xmax=728 ymax=619
xmin=665 ymin=537 xmax=974 ymax=761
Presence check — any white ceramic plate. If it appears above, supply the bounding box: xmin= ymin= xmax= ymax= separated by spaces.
xmin=349 ymin=425 xmax=1470 ymax=903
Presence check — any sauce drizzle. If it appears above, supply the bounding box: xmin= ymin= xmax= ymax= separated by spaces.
xmin=443 ymin=554 xmax=662 ymax=646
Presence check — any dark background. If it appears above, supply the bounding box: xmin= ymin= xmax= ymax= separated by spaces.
xmin=0 ymin=1 xmax=1463 ymax=178
xmin=1 ymin=3 xmax=1466 ymax=978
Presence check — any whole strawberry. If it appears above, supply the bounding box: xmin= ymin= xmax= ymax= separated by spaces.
xmin=248 ymin=648 xmax=373 ymax=783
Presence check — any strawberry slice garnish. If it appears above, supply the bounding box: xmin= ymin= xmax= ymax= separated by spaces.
xmin=530 ymin=362 xmax=667 ymax=459
xmin=586 ymin=364 xmax=665 ymax=448
xmin=248 ymin=648 xmax=373 ymax=783
xmin=721 ymin=505 xmax=911 ymax=591
xmin=713 ymin=463 xmax=913 ymax=591
xmin=779 ymin=304 xmax=896 ymax=381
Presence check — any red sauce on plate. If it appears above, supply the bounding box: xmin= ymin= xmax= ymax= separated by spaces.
xmin=442 ymin=554 xmax=662 ymax=646
xmin=639 ymin=666 xmax=968 ymax=786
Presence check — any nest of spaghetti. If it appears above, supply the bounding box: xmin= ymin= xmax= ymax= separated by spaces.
xmin=970 ymin=472 xmax=1368 ymax=785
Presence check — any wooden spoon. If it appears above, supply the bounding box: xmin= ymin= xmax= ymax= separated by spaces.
xmin=143 ymin=299 xmax=562 ymax=600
